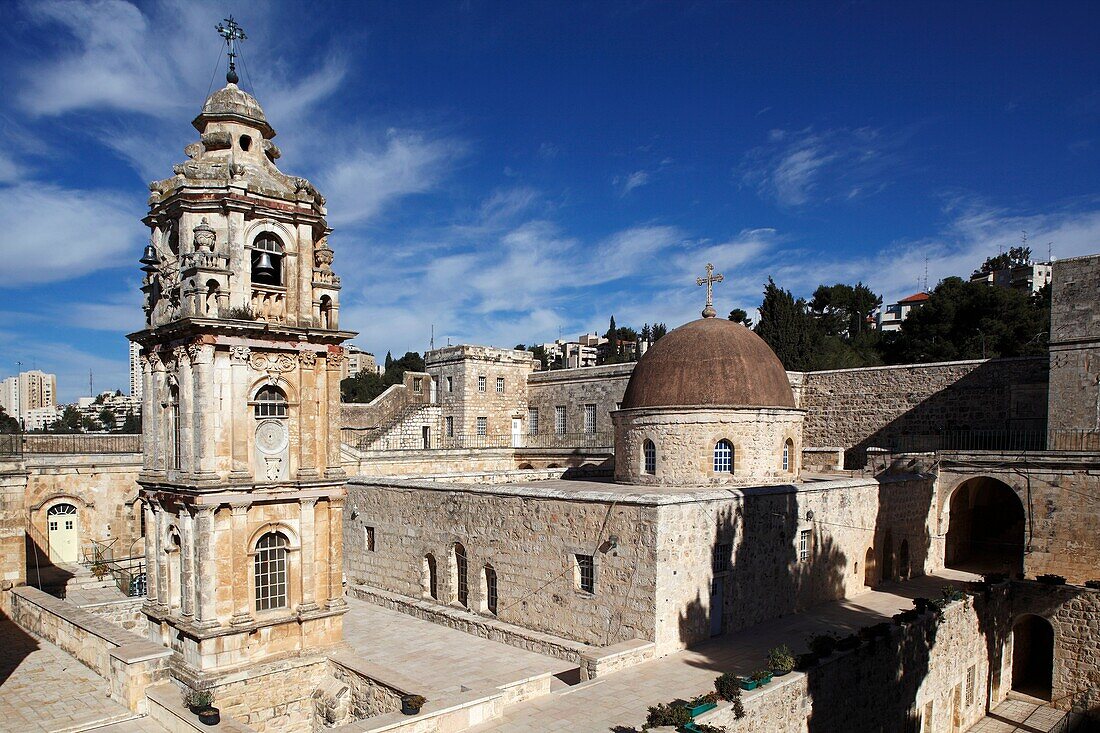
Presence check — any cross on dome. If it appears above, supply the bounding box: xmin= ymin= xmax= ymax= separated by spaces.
xmin=696 ymin=262 xmax=724 ymax=318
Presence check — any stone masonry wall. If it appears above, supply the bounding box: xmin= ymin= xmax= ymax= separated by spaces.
xmin=1048 ymin=254 xmax=1100 ymax=438
xmin=345 ymin=478 xmax=659 ymax=647
xmin=526 ymin=362 xmax=633 ymax=442
xmin=0 ymin=458 xmax=28 ymax=604
xmin=427 ymin=345 xmax=534 ymax=442
xmin=799 ymin=357 xmax=1049 ymax=467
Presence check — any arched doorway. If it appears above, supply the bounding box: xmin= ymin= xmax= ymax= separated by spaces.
xmin=47 ymin=503 xmax=80 ymax=563
xmin=863 ymin=546 xmax=877 ymax=588
xmin=1012 ymin=615 xmax=1053 ymax=700
xmin=946 ymin=477 xmax=1025 ymax=575
xmin=898 ymin=539 xmax=911 ymax=580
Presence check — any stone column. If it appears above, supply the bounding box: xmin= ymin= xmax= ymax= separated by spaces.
xmin=194 ymin=506 xmax=218 ymax=628
xmin=297 ymin=353 xmax=319 ymax=479
xmin=324 ymin=351 xmax=345 ymax=478
xmin=144 ymin=500 xmax=159 ymax=606
xmin=229 ymin=347 xmax=251 ymax=481
xmin=155 ymin=503 xmax=170 ymax=612
xmin=230 ymin=503 xmax=253 ymax=625
xmin=148 ymin=353 xmax=166 ymax=473
xmin=179 ymin=507 xmax=195 ymax=619
xmin=176 ymin=346 xmax=194 ymax=476
xmin=140 ymin=354 xmax=156 ymax=471
xmin=298 ymin=498 xmax=318 ymax=612
xmin=326 ymin=497 xmax=345 ymax=609
xmin=189 ymin=341 xmax=218 ymax=480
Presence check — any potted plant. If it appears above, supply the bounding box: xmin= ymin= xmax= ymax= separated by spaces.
xmin=767 ymin=645 xmax=795 ymax=676
xmin=645 ymin=702 xmax=691 ymax=728
xmin=808 ymin=633 xmax=837 ymax=658
xmin=685 ymin=692 xmax=718 ymax=717
xmin=714 ymin=672 xmax=741 ymax=701
xmin=401 ymin=694 xmax=426 ymax=715
xmin=182 ymin=689 xmax=219 ymax=725
xmin=1085 ymin=580 xmax=1100 ymax=590
xmin=737 ymin=675 xmax=759 ymax=691
xmin=750 ymin=668 xmax=773 ymax=687
xmin=1036 ymin=574 xmax=1066 ymax=585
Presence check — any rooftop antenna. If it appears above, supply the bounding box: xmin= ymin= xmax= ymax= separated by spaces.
xmin=1047 ymin=241 xmax=1054 ymax=262
xmin=430 ymin=324 xmax=435 ymax=351
xmin=89 ymin=370 xmax=93 ymax=398
xmin=922 ymin=256 xmax=929 ymax=292
xmin=215 ymin=16 xmax=247 ymax=85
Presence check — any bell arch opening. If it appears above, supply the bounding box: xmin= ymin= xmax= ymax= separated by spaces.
xmin=945 ymin=476 xmax=1025 ymax=576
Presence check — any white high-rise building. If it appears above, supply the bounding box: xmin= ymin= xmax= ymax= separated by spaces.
xmin=0 ymin=370 xmax=57 ymax=427
xmin=129 ymin=341 xmax=143 ymax=399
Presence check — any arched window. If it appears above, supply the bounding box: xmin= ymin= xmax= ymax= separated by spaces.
xmin=643 ymin=439 xmax=656 ymax=475
xmin=319 ymin=295 xmax=333 ymax=329
xmin=783 ymin=439 xmax=794 ymax=472
xmin=168 ymin=385 xmax=181 ymax=470
xmin=251 ymin=234 xmax=284 ymax=286
xmin=254 ymin=386 xmax=287 ymax=418
xmin=713 ymin=440 xmax=733 ymax=474
xmin=484 ymin=564 xmax=498 ymax=615
xmin=424 ymin=554 xmax=438 ymax=600
xmin=254 ymin=532 xmax=289 ymax=611
xmin=454 ymin=543 xmax=469 ymax=608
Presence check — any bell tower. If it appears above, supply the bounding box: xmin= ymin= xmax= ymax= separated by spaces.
xmin=128 ymin=21 xmax=353 ymax=689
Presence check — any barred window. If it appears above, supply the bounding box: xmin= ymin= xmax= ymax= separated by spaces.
xmin=576 ymin=554 xmax=595 ymax=594
xmin=254 ymin=386 xmax=288 ymax=418
xmin=784 ymin=439 xmax=794 ymax=472
xmin=445 ymin=416 xmax=454 ymax=437
xmin=364 ymin=526 xmax=375 ymax=552
xmin=477 ymin=375 xmax=486 ymax=392
xmin=476 ymin=417 xmax=488 ymax=437
xmin=484 ymin=564 xmax=498 ymax=615
xmin=712 ymin=542 xmax=731 ymax=573
xmin=965 ymin=665 xmax=975 ymax=706
xmin=254 ymin=532 xmax=288 ymax=612
xmin=413 ymin=377 xmax=423 ymax=393
xmin=714 ymin=440 xmax=733 ymax=473
xmin=446 ymin=376 xmax=454 ymax=392
xmin=454 ymin=543 xmax=468 ymax=608
xmin=496 ymin=377 xmax=505 ymax=394
xmin=555 ymin=406 xmax=566 ymax=435
xmin=527 ymin=408 xmax=539 ymax=435
xmin=584 ymin=404 xmax=596 ymax=434
xmin=799 ymin=529 xmax=811 ymax=562
xmin=643 ymin=439 xmax=656 ymax=475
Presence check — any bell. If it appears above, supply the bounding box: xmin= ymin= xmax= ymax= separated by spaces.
xmin=253 ymin=252 xmax=276 ymax=279
xmin=139 ymin=244 xmax=159 ymax=267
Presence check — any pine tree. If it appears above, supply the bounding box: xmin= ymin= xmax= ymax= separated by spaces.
xmin=384 ymin=351 xmax=393 ymax=371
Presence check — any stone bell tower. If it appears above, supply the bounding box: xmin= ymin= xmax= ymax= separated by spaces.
xmin=128 ymin=24 xmax=353 ymax=690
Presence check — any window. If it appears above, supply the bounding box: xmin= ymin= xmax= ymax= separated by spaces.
xmin=364 ymin=526 xmax=375 ymax=552
xmin=713 ymin=440 xmax=733 ymax=473
xmin=712 ymin=542 xmax=731 ymax=573
xmin=239 ymin=134 xmax=252 ymax=151
xmin=254 ymin=532 xmax=288 ymax=612
xmin=643 ymin=439 xmax=656 ymax=475
xmin=496 ymin=377 xmax=505 ymax=394
xmin=446 ymin=376 xmax=453 ymax=392
xmin=527 ymin=408 xmax=539 ymax=435
xmin=477 ymin=375 xmax=486 ymax=392
xmin=139 ymin=507 xmax=146 ymax=538
xmin=783 ymin=439 xmax=794 ymax=472
xmin=799 ymin=529 xmax=811 ymax=562
xmin=576 ymin=554 xmax=595 ymax=594
xmin=476 ymin=417 xmax=488 ymax=437
xmin=424 ymin=554 xmax=438 ymax=600
xmin=413 ymin=377 xmax=423 ymax=393
xmin=169 ymin=386 xmax=181 ymax=470
xmin=555 ymin=406 xmax=566 ymax=435
xmin=251 ymin=233 xmax=284 ymax=286
xmin=254 ymin=386 xmax=288 ymax=418
xmin=584 ymin=404 xmax=596 ymax=435
xmin=965 ymin=665 xmax=975 ymax=706
xmin=484 ymin=564 xmax=498 ymax=615
xmin=454 ymin=543 xmax=468 ymax=608
xmin=445 ymin=416 xmax=454 ymax=437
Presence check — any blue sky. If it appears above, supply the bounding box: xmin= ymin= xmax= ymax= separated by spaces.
xmin=0 ymin=1 xmax=1097 ymax=401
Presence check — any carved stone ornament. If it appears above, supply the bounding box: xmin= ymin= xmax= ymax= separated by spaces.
xmin=229 ymin=346 xmax=251 ymax=363
xmin=299 ymin=351 xmax=318 ymax=367
xmin=314 ymin=238 xmax=334 ymax=272
xmin=146 ymin=351 xmax=163 ymax=371
xmin=184 ymin=142 xmax=203 ymax=160
xmin=326 ymin=351 xmax=345 ymax=369
xmin=192 ymin=218 xmax=217 ymax=252
xmin=250 ymin=352 xmax=297 ymax=384
xmin=187 ymin=341 xmax=213 ymax=364
xmin=172 ymin=345 xmax=190 ymax=365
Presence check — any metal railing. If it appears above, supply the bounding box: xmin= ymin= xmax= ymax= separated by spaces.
xmin=0 ymin=433 xmax=21 ymax=458
xmin=21 ymin=433 xmax=142 ymax=454
xmin=85 ymin=538 xmax=146 ymax=597
xmin=342 ymin=429 xmax=614 ymax=453
xmin=523 ymin=431 xmax=614 ymax=450
xmin=883 ymin=428 xmax=1100 ymax=454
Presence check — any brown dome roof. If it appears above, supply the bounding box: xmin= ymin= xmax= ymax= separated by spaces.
xmin=192 ymin=84 xmax=275 ymax=138
xmin=621 ymin=318 xmax=795 ymax=409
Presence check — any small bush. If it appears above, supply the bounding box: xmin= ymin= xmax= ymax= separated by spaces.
xmin=808 ymin=633 xmax=837 ymax=657
xmin=983 ymin=572 xmax=1008 ymax=585
xmin=1085 ymin=580 xmax=1100 ymax=590
xmin=693 ymin=724 xmax=729 ymax=733
xmin=750 ymin=668 xmax=772 ymax=682
xmin=731 ymin=697 xmax=746 ymax=719
xmin=767 ymin=644 xmax=796 ymax=674
xmin=645 ymin=702 xmax=691 ymax=728
xmin=688 ymin=692 xmax=718 ymax=707
xmin=714 ymin=672 xmax=742 ymax=701
xmin=402 ymin=694 xmax=426 ymax=708
xmin=1036 ymin=574 xmax=1066 ymax=585
xmin=182 ymin=688 xmax=214 ymax=711
xmin=223 ymin=305 xmax=257 ymax=321
xmin=941 ymin=586 xmax=966 ymax=602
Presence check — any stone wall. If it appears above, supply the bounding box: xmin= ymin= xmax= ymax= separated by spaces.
xmin=83 ymin=597 xmax=147 ymax=633
xmin=426 ymin=345 xmax=533 ymax=441
xmin=0 ymin=457 xmax=27 ymax=604
xmin=798 ymin=357 xmax=1049 ymax=467
xmin=196 ymin=656 xmax=330 ymax=733
xmin=526 ymin=362 xmax=633 ymax=442
xmin=1048 ymin=254 xmax=1100 ymax=439
xmin=342 ymin=447 xmax=518 ymax=477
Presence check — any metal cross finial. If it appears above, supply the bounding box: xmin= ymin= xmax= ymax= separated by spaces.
xmin=216 ymin=16 xmax=247 ymax=85
xmin=696 ymin=262 xmax=724 ymax=318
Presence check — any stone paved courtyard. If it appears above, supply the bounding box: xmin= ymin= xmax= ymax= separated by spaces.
xmin=465 ymin=570 xmax=980 ymax=732
xmin=968 ymin=696 xmax=1075 ymax=733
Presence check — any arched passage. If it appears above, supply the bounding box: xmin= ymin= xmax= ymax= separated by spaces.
xmin=863 ymin=546 xmax=877 ymax=588
xmin=946 ymin=476 xmax=1025 ymax=575
xmin=1012 ymin=615 xmax=1053 ymax=701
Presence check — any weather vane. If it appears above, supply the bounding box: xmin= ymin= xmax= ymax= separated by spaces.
xmin=216 ymin=16 xmax=247 ymax=85
xmin=696 ymin=262 xmax=724 ymax=318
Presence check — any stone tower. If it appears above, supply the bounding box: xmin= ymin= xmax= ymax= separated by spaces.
xmin=128 ymin=76 xmax=353 ymax=690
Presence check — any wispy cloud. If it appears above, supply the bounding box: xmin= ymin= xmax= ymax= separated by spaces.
xmin=615 ymin=169 xmax=650 ymax=196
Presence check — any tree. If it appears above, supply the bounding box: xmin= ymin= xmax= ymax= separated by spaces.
xmin=384 ymin=351 xmax=394 ymax=371
xmin=606 ymin=316 xmax=619 ymax=358
xmin=973 ymin=246 xmax=1032 ymax=277
xmin=728 ymin=309 xmax=753 ymax=327
xmin=754 ymin=278 xmax=824 ymax=371
xmin=81 ymin=415 xmax=101 ymax=432
xmin=0 ymin=406 xmax=19 ymax=433
xmin=652 ymin=323 xmax=667 ymax=341
xmin=119 ymin=411 xmax=142 ymax=434
xmin=527 ymin=345 xmax=549 ymax=370
xmin=98 ymin=408 xmax=117 ymax=430
xmin=342 ymin=351 xmax=425 ymax=403
xmin=52 ymin=406 xmax=82 ymax=434
xmin=640 ymin=323 xmax=652 ymax=344
xmin=809 ymin=282 xmax=881 ymax=337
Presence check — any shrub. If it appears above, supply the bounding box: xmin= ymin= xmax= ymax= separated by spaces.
xmin=223 ymin=305 xmax=257 ymax=321
xmin=836 ymin=634 xmax=862 ymax=651
xmin=402 ymin=695 xmax=426 ymax=708
xmin=182 ymin=688 xmax=214 ymax=711
xmin=808 ymin=633 xmax=837 ymax=657
xmin=645 ymin=702 xmax=691 ymax=728
xmin=731 ymin=696 xmax=746 ymax=719
xmin=714 ymin=672 xmax=742 ymax=701
xmin=767 ymin=644 xmax=796 ymax=674
xmin=912 ymin=597 xmax=931 ymax=613
xmin=90 ymin=561 xmax=110 ymax=580
xmin=688 ymin=692 xmax=718 ymax=706
xmin=750 ymin=668 xmax=772 ymax=682
xmin=1085 ymin=580 xmax=1100 ymax=590
xmin=941 ymin=586 xmax=966 ymax=602
xmin=1036 ymin=574 xmax=1066 ymax=585
xmin=693 ymin=725 xmax=729 ymax=733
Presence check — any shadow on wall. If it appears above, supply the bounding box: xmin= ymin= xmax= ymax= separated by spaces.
xmin=23 ymin=534 xmax=74 ymax=599
xmin=826 ymin=359 xmax=1048 ymax=469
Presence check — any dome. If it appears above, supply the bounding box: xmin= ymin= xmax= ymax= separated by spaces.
xmin=621 ymin=318 xmax=795 ymax=410
xmin=192 ymin=83 xmax=274 ymax=138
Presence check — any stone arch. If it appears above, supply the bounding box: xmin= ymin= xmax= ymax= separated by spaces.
xmin=452 ymin=542 xmax=469 ymax=608
xmin=423 ymin=553 xmax=438 ymax=600
xmin=242 ymin=219 xmax=297 ymax=254
xmin=205 ymin=279 xmax=221 ymax=316
xmin=517 ymin=463 xmax=534 ymax=470
xmin=946 ymin=476 xmax=1025 ymax=575
xmin=246 ymin=521 xmax=302 ymax=552
xmin=482 ymin=562 xmax=498 ymax=615
xmin=319 ymin=294 xmax=334 ymax=329
xmin=1011 ymin=614 xmax=1054 ymax=701
xmin=863 ymin=546 xmax=877 ymax=587
xmin=248 ymin=377 xmax=298 ymax=405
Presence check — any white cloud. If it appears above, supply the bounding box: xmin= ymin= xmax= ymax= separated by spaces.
xmin=0 ymin=183 xmax=139 ymax=286
xmin=616 ymin=169 xmax=650 ymax=196
xmin=0 ymin=328 xmax=130 ymax=403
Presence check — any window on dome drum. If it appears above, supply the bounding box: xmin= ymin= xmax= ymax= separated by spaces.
xmin=476 ymin=417 xmax=487 ymax=437
xmin=713 ymin=440 xmax=733 ymax=473
xmin=584 ymin=404 xmax=596 ymax=434
xmin=555 ymin=406 xmax=566 ymax=435
xmin=254 ymin=532 xmax=288 ymax=611
xmin=576 ymin=554 xmax=595 ymax=594
xmin=496 ymin=377 xmax=505 ymax=394
xmin=643 ymin=439 xmax=656 ymax=475
xmin=799 ymin=529 xmax=811 ymax=562
xmin=527 ymin=408 xmax=538 ymax=435
xmin=239 ymin=134 xmax=252 ymax=151
xmin=477 ymin=375 xmax=486 ymax=392
xmin=254 ymin=386 xmax=288 ymax=418
xmin=251 ymin=233 xmax=284 ymax=286
xmin=783 ymin=439 xmax=794 ymax=472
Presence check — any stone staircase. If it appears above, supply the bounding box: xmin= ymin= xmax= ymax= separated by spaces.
xmin=33 ymin=561 xmax=118 ymax=599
